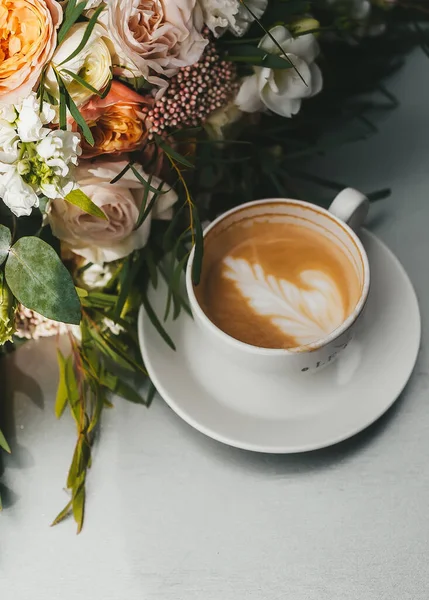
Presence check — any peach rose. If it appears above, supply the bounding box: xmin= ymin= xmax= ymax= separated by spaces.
xmin=0 ymin=0 xmax=62 ymax=104
xmin=47 ymin=159 xmax=178 ymax=264
xmin=77 ymin=81 xmax=153 ymax=159
xmin=96 ymin=0 xmax=208 ymax=96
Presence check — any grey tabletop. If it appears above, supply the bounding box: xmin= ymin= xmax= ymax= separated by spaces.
xmin=1 ymin=49 xmax=429 ymax=600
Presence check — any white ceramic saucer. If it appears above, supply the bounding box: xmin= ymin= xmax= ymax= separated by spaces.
xmin=138 ymin=230 xmax=421 ymax=453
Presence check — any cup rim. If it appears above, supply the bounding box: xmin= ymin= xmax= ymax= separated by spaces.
xmin=185 ymin=198 xmax=371 ymax=356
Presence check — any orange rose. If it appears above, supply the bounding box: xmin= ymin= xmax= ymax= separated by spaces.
xmin=78 ymin=81 xmax=153 ymax=159
xmin=0 ymin=0 xmax=62 ymax=104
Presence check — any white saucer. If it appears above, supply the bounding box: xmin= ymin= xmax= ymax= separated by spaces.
xmin=138 ymin=230 xmax=421 ymax=453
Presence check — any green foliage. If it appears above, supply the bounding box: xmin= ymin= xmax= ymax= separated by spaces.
xmin=65 ymin=190 xmax=107 ymax=220
xmin=5 ymin=237 xmax=81 ymax=325
xmin=0 ymin=225 xmax=11 ymax=266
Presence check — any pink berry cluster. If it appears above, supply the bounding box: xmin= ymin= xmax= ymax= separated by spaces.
xmin=144 ymin=36 xmax=238 ymax=135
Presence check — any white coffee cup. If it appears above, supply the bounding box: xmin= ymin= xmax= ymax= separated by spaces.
xmin=186 ymin=189 xmax=370 ymax=375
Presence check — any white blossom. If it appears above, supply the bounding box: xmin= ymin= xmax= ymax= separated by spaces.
xmin=235 ymin=26 xmax=322 ymax=118
xmin=199 ymin=0 xmax=268 ymax=37
xmin=0 ymin=93 xmax=81 ymax=217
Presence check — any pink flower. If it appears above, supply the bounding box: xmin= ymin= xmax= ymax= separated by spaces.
xmin=0 ymin=0 xmax=62 ymax=104
xmin=96 ymin=0 xmax=208 ymax=96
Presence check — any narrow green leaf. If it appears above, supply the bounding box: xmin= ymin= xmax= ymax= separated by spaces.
xmin=87 ymin=386 xmax=107 ymax=434
xmin=226 ymin=45 xmax=294 ymax=69
xmin=59 ymin=5 xmax=104 ymax=66
xmin=73 ymin=479 xmax=85 ymax=534
xmin=153 ymin=134 xmax=194 ymax=168
xmin=5 ymin=237 xmax=81 ymax=325
xmin=53 ymin=69 xmax=67 ymax=131
xmin=61 ymin=69 xmax=112 ymax=98
xmin=130 ymin=164 xmax=169 ymax=196
xmin=65 ymin=189 xmax=107 ymax=220
xmin=0 ymin=428 xmax=11 ymax=453
xmin=164 ymin=253 xmax=189 ymax=322
xmin=51 ymin=500 xmax=73 ymax=526
xmin=144 ymin=247 xmax=158 ymax=288
xmin=142 ymin=293 xmax=176 ymax=350
xmin=67 ymin=440 xmax=82 ymax=489
xmin=191 ymin=205 xmax=204 ymax=286
xmin=58 ymin=1 xmax=86 ymax=44
xmin=113 ymin=253 xmax=143 ymax=321
xmin=133 ymin=170 xmax=166 ymax=230
xmin=64 ymin=357 xmax=80 ymax=425
xmin=147 ymin=381 xmax=157 ymax=408
xmin=110 ymin=162 xmax=132 ymax=184
xmin=55 ymin=350 xmax=69 ymax=419
xmin=0 ymin=224 xmax=11 ymax=266
xmin=100 ymin=371 xmax=146 ymax=405
xmin=66 ymin=90 xmax=94 ymax=146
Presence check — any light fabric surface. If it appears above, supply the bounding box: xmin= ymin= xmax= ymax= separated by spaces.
xmin=1 ymin=49 xmax=429 ymax=599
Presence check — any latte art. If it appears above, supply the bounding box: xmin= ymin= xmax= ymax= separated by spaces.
xmin=223 ymin=258 xmax=346 ymax=347
xmin=195 ymin=216 xmax=362 ymax=349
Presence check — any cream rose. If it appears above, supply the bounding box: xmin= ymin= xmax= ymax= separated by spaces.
xmin=48 ymin=160 xmax=178 ymax=264
xmin=96 ymin=0 xmax=207 ymax=96
xmin=45 ymin=22 xmax=112 ymax=107
xmin=0 ymin=0 xmax=62 ymax=105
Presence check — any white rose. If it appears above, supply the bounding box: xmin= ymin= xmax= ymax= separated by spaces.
xmin=45 ymin=23 xmax=112 ymax=107
xmin=48 ymin=160 xmax=178 ymax=264
xmin=235 ymin=26 xmax=322 ymax=118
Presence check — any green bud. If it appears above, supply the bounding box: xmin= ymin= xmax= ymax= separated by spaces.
xmin=0 ymin=272 xmax=17 ymax=345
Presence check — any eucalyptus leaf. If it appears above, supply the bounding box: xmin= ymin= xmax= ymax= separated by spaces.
xmin=5 ymin=237 xmax=81 ymax=325
xmin=0 ymin=224 xmax=11 ymax=266
xmin=65 ymin=189 xmax=107 ymax=220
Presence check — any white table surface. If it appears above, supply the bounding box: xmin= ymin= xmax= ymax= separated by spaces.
xmin=2 ymin=49 xmax=429 ymax=599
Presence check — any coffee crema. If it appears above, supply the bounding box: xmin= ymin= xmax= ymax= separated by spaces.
xmin=194 ymin=217 xmax=362 ymax=349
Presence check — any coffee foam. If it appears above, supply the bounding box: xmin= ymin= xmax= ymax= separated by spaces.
xmin=195 ymin=212 xmax=362 ymax=349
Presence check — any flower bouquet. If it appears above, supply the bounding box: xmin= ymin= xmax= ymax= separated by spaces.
xmin=0 ymin=0 xmax=426 ymax=527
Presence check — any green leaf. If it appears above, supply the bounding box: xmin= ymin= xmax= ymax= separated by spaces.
xmin=57 ymin=1 xmax=86 ymax=44
xmin=53 ymin=68 xmax=67 ymax=131
xmin=0 ymin=428 xmax=11 ymax=453
xmin=60 ymin=69 xmax=112 ymax=99
xmin=147 ymin=381 xmax=157 ymax=408
xmin=191 ymin=205 xmax=204 ymax=286
xmin=65 ymin=89 xmax=94 ymax=146
xmin=65 ymin=189 xmax=107 ymax=220
xmin=72 ymin=479 xmax=85 ymax=534
xmin=59 ymin=5 xmax=105 ymax=66
xmin=55 ymin=350 xmax=69 ymax=419
xmin=5 ymin=237 xmax=81 ymax=325
xmin=100 ymin=371 xmax=146 ymax=405
xmin=226 ymin=45 xmax=294 ymax=69
xmin=153 ymin=134 xmax=194 ymax=169
xmin=144 ymin=247 xmax=158 ymax=288
xmin=51 ymin=500 xmax=72 ymax=526
xmin=87 ymin=386 xmax=106 ymax=434
xmin=0 ymin=224 xmax=11 ymax=266
xmin=75 ymin=287 xmax=88 ymax=299
xmin=142 ymin=293 xmax=176 ymax=351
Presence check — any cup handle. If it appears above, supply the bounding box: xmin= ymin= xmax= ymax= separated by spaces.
xmin=328 ymin=188 xmax=369 ymax=231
